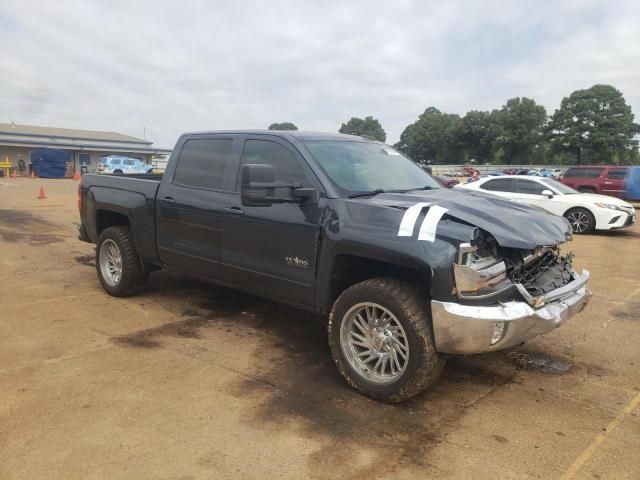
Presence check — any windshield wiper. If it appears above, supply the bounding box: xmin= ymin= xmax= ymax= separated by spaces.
xmin=348 ymin=186 xmax=437 ymax=198
xmin=348 ymin=189 xmax=386 ymax=198
xmin=399 ymin=186 xmax=436 ymax=193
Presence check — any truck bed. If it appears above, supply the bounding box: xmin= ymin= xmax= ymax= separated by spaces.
xmin=79 ymin=173 xmax=163 ymax=263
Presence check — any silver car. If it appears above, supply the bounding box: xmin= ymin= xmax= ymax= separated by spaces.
xmin=98 ymin=156 xmax=153 ymax=174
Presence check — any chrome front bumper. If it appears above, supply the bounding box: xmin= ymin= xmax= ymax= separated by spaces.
xmin=431 ymin=270 xmax=591 ymax=354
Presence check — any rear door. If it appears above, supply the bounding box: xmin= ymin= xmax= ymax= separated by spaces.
xmin=478 ymin=178 xmax=517 ymax=198
xmin=220 ymin=136 xmax=322 ymax=306
xmin=156 ymin=135 xmax=241 ymax=279
xmin=602 ymin=168 xmax=627 ymax=198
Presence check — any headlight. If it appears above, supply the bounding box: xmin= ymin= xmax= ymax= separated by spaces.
xmin=453 ymin=239 xmax=511 ymax=299
xmin=595 ymin=203 xmax=622 ymax=211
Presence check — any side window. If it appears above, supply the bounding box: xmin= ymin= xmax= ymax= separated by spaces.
xmin=111 ymin=159 xmax=121 ymax=165
xmin=480 ymin=178 xmax=516 ymax=192
xmin=123 ymin=159 xmax=134 ymax=166
xmin=516 ymin=179 xmax=546 ymax=195
xmin=238 ymin=139 xmax=309 ymax=190
xmin=173 ymin=138 xmax=234 ymax=190
xmin=607 ymin=168 xmax=626 ymax=179
xmin=566 ymin=168 xmax=604 ymax=178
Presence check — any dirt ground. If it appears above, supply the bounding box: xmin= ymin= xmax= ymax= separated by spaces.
xmin=1 ymin=177 xmax=639 ymax=480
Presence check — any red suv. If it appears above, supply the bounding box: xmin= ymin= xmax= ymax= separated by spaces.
xmin=561 ymin=166 xmax=627 ymax=198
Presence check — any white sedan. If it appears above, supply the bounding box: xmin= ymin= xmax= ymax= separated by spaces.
xmin=456 ymin=175 xmax=636 ymax=234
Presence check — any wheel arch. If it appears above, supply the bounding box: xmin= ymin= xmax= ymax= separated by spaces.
xmin=563 ymin=205 xmax=597 ymax=233
xmin=96 ymin=209 xmax=130 ymax=236
xmin=320 ymin=252 xmax=431 ymax=315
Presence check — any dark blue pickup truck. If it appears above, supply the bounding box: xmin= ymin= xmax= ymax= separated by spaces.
xmin=78 ymin=130 xmax=591 ymax=402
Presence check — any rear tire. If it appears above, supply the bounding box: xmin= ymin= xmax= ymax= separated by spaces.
xmin=113 ymin=169 xmax=123 ymax=174
xmin=328 ymin=278 xmax=444 ymax=403
xmin=564 ymin=207 xmax=596 ymax=234
xmin=96 ymin=226 xmax=146 ymax=296
xmin=577 ymin=187 xmax=595 ymax=194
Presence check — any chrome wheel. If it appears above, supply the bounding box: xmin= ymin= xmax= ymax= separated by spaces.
xmin=99 ymin=239 xmax=123 ymax=286
xmin=566 ymin=210 xmax=590 ymax=233
xmin=340 ymin=302 xmax=409 ymax=385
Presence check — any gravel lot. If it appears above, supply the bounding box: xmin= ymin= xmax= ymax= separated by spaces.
xmin=1 ymin=178 xmax=639 ymax=479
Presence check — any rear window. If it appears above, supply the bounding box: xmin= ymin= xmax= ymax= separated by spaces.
xmin=563 ymin=167 xmax=604 ymax=178
xmin=173 ymin=138 xmax=234 ymax=190
xmin=607 ymin=168 xmax=627 ymax=179
xmin=480 ymin=178 xmax=516 ymax=192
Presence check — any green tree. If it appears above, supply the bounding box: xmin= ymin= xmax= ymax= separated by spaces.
xmin=455 ymin=110 xmax=498 ymax=163
xmin=493 ymin=97 xmax=547 ymax=164
xmin=394 ymin=107 xmax=461 ymax=164
xmin=268 ymin=122 xmax=298 ymax=131
xmin=338 ymin=116 xmax=386 ymax=142
xmin=547 ymin=84 xmax=640 ymax=164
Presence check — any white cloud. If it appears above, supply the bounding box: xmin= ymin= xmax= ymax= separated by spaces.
xmin=0 ymin=0 xmax=638 ymax=147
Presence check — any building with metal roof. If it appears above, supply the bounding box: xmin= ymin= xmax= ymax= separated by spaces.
xmin=0 ymin=122 xmax=171 ymax=177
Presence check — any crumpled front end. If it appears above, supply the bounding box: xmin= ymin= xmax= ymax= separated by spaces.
xmin=431 ymin=230 xmax=591 ymax=354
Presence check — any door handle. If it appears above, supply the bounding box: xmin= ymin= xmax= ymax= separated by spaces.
xmin=224 ymin=206 xmax=244 ymax=215
xmin=160 ymin=196 xmax=176 ymax=205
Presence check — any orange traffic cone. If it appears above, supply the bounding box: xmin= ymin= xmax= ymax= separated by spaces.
xmin=31 ymin=170 xmax=35 ymax=179
xmin=37 ymin=186 xmax=46 ymax=199
xmin=73 ymin=171 xmax=81 ymax=180
xmin=12 ymin=170 xmax=17 ymax=178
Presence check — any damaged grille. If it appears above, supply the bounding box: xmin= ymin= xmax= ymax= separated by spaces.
xmin=507 ymin=249 xmax=574 ymax=296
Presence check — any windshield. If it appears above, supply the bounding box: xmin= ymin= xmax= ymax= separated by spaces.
xmin=539 ymin=177 xmax=578 ymax=194
xmin=303 ymin=141 xmax=441 ymax=195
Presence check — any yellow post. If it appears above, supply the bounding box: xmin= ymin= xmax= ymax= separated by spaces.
xmin=0 ymin=156 xmax=12 ymax=177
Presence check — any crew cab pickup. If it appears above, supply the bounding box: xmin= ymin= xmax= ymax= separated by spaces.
xmin=78 ymin=130 xmax=591 ymax=402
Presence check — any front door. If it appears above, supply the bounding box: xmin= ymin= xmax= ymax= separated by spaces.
xmin=79 ymin=153 xmax=90 ymax=174
xmin=156 ymin=135 xmax=241 ymax=279
xmin=220 ymin=136 xmax=322 ymax=307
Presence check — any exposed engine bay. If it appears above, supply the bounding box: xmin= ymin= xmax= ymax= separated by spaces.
xmin=453 ymin=229 xmax=576 ymax=303
xmin=504 ymin=247 xmax=575 ymax=296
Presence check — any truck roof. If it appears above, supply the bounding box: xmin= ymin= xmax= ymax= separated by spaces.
xmin=182 ymin=130 xmax=372 ymax=142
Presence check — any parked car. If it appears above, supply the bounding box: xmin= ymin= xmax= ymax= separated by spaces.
xmin=561 ymin=165 xmax=627 ymax=198
xmin=552 ymin=169 xmax=564 ymax=180
xmin=98 ymin=156 xmax=154 ymax=174
xmin=516 ymin=169 xmax=530 ymax=175
xmin=456 ymin=175 xmax=635 ymax=234
xmin=78 ymin=131 xmax=591 ymax=402
xmin=434 ymin=175 xmax=459 ymax=188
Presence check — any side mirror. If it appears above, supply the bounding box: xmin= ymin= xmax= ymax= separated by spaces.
xmin=541 ymin=189 xmax=554 ymax=198
xmin=240 ymin=164 xmax=318 ymax=206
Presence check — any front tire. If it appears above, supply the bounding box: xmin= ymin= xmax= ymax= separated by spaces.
xmin=564 ymin=207 xmax=595 ymax=234
xmin=96 ymin=226 xmax=146 ymax=296
xmin=328 ymin=278 xmax=444 ymax=403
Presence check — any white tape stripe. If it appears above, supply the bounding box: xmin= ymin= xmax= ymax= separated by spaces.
xmin=397 ymin=202 xmax=431 ymax=236
xmin=418 ymin=205 xmax=449 ymax=242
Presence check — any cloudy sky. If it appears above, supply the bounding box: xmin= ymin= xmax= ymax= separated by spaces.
xmin=1 ymin=0 xmax=639 ymax=148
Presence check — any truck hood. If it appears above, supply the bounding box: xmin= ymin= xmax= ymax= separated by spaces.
xmin=349 ymin=188 xmax=573 ymax=250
